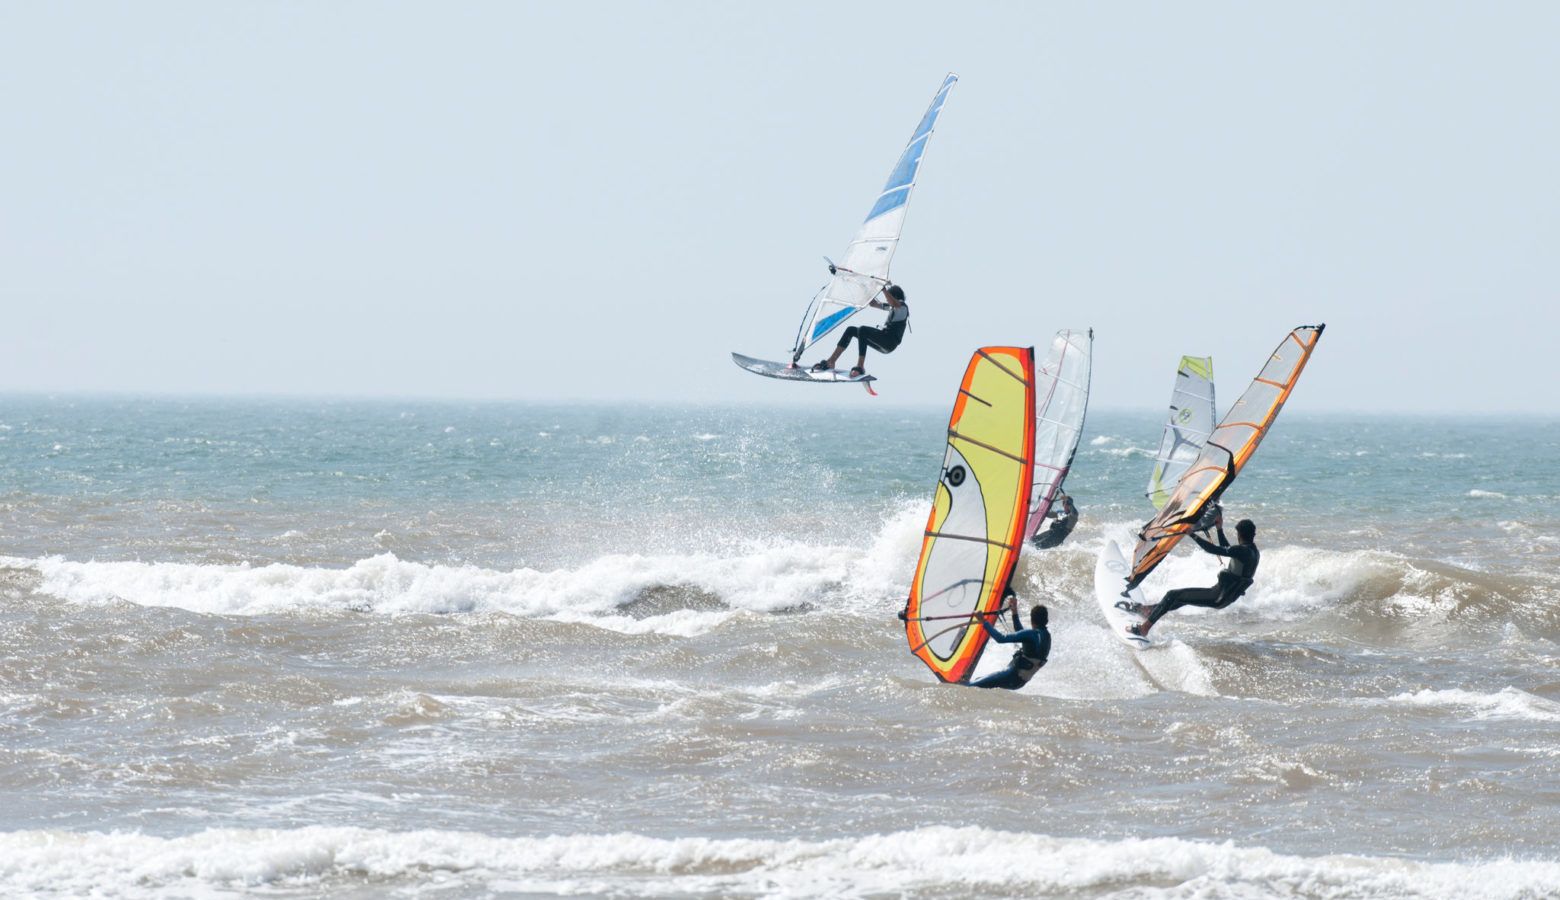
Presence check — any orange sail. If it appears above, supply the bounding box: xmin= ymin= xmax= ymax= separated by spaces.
xmin=1125 ymin=325 xmax=1325 ymax=591
xmin=903 ymin=347 xmax=1036 ymax=683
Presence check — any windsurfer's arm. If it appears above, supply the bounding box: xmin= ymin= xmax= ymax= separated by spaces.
xmin=1191 ymin=531 xmax=1233 ymax=557
xmin=871 ymin=286 xmax=903 ymax=310
xmin=980 ymin=617 xmax=1014 ymax=642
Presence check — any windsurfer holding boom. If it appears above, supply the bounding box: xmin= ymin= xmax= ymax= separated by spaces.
xmin=1029 ymin=492 xmax=1079 ymax=549
xmin=1124 ymin=511 xmax=1259 ymax=638
xmin=810 ymin=283 xmax=908 ymax=379
xmin=970 ymin=586 xmax=1051 ymax=690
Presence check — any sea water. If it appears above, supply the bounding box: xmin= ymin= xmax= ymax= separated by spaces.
xmin=2 ymin=396 xmax=1558 ymax=899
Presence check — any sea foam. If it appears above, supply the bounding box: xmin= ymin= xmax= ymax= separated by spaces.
xmin=1 ymin=825 xmax=1556 ymax=900
xmin=7 ymin=518 xmax=917 ymax=634
xmin=1388 ymin=686 xmax=1560 ymax=723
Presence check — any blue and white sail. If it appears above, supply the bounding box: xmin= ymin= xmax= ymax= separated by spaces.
xmin=790 ymin=73 xmax=958 ymax=363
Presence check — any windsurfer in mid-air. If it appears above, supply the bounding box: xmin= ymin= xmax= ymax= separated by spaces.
xmin=810 ymin=284 xmax=908 ymax=378
xmin=970 ymin=587 xmax=1051 ymax=690
xmin=1030 ymin=492 xmax=1079 ymax=549
xmin=1124 ymin=512 xmax=1259 ymax=638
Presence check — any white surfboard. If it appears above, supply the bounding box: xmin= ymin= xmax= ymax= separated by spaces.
xmin=1095 ymin=539 xmax=1155 ymax=648
xmin=731 ymin=353 xmax=878 ymax=390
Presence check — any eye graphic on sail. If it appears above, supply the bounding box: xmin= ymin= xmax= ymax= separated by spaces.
xmin=1146 ymin=356 xmax=1215 ymax=509
xmin=1124 ymin=325 xmax=1325 ymax=592
xmin=902 ymin=346 xmax=1036 ymax=684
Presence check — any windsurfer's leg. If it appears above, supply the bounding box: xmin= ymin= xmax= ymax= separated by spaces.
xmin=970 ymin=667 xmax=1024 ymax=690
xmin=814 ymin=330 xmax=856 ymax=370
xmin=857 ymin=327 xmax=892 ymax=353
xmin=1144 ymin=585 xmax=1221 ymax=627
xmin=851 ymin=327 xmax=893 ymax=375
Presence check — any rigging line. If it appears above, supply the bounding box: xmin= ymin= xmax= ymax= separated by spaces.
xmin=917 ymin=577 xmax=986 ymax=605
xmin=908 ymin=621 xmax=983 ymax=656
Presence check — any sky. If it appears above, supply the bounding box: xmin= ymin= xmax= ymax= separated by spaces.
xmin=2 ymin=1 xmax=1557 ymax=414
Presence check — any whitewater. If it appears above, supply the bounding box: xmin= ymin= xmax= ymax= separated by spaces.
xmin=2 ymin=397 xmax=1558 ymax=899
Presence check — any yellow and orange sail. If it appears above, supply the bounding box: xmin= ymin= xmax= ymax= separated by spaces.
xmin=1125 ymin=324 xmax=1325 ymax=591
xmin=903 ymin=347 xmax=1036 ymax=683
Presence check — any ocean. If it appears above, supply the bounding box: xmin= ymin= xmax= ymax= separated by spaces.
xmin=2 ymin=396 xmax=1558 ymax=899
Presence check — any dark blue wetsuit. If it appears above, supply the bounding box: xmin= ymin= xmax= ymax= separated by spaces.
xmin=970 ymin=618 xmax=1051 ymax=690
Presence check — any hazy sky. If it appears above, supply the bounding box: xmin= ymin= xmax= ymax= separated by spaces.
xmin=3 ymin=2 xmax=1556 ymax=414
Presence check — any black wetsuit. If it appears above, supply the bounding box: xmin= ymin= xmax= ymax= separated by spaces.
xmin=836 ymin=302 xmax=908 ymax=357
xmin=970 ymin=618 xmax=1051 ymax=690
xmin=1143 ymin=526 xmax=1259 ymax=629
xmin=1030 ymin=504 xmax=1078 ymax=549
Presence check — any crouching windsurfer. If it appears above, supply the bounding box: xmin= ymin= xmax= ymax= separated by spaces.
xmin=1124 ymin=512 xmax=1259 ymax=638
xmin=1029 ymin=492 xmax=1079 ymax=549
xmin=810 ymin=283 xmax=908 ymax=379
xmin=971 ymin=588 xmax=1051 ymax=690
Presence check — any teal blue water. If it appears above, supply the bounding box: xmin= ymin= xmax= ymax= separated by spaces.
xmin=2 ymin=396 xmax=1558 ymax=898
xmin=4 ymin=397 xmax=1555 ymax=570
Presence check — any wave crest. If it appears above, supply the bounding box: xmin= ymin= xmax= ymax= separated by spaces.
xmin=2 ymin=825 xmax=1556 ymax=899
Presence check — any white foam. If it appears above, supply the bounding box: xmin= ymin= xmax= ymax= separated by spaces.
xmin=1388 ymin=687 xmax=1560 ymax=723
xmin=1236 ymin=546 xmax=1389 ymax=621
xmin=1 ymin=825 xmax=1556 ymax=899
xmin=1081 ymin=520 xmax=1393 ymax=624
xmin=1095 ymin=445 xmax=1154 ymax=459
xmin=7 ymin=520 xmax=917 ymax=634
xmin=1002 ymin=614 xmax=1158 ymax=701
xmin=1135 ymin=639 xmax=1218 ymax=695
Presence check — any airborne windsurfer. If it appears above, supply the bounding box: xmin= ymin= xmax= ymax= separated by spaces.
xmin=1124 ymin=513 xmax=1258 ymax=638
xmin=970 ymin=588 xmax=1051 ymax=690
xmin=809 ymin=283 xmax=908 ymax=378
xmin=1029 ymin=492 xmax=1079 ymax=549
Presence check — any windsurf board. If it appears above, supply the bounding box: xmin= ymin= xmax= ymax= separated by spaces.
xmin=1095 ymin=539 xmax=1155 ymax=649
xmin=732 ymin=353 xmax=878 ymax=388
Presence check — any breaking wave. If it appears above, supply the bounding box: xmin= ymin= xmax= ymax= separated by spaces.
xmin=1 ymin=825 xmax=1556 ymax=900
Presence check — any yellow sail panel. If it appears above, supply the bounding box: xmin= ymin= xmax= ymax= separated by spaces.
xmin=904 ymin=346 xmax=1036 ymax=683
xmin=1126 ymin=324 xmax=1325 ymax=590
